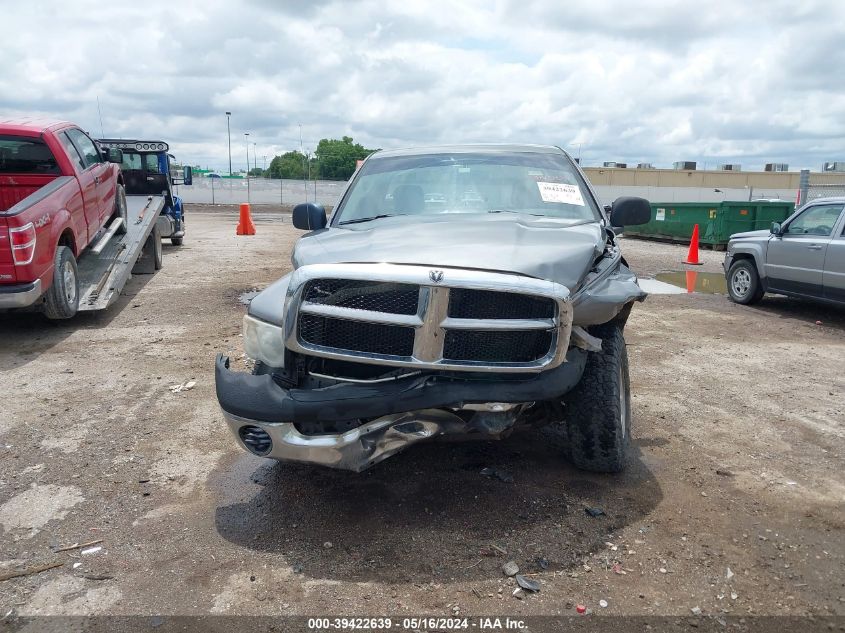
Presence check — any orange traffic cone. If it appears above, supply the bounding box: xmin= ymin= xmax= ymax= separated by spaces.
xmin=684 ymin=224 xmax=703 ymax=265
xmin=236 ymin=202 xmax=256 ymax=235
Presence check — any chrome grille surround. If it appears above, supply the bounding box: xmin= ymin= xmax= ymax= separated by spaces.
xmin=283 ymin=263 xmax=573 ymax=373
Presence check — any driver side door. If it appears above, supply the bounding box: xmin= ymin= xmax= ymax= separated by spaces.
xmin=765 ymin=202 xmax=843 ymax=298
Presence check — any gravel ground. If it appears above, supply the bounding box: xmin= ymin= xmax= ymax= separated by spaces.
xmin=0 ymin=205 xmax=842 ymax=623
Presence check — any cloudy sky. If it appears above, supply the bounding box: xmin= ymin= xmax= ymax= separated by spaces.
xmin=2 ymin=0 xmax=844 ymax=172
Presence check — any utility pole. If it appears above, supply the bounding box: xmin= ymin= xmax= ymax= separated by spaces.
xmin=300 ymin=124 xmax=306 ymax=202
xmin=225 ymin=112 xmax=232 ymax=176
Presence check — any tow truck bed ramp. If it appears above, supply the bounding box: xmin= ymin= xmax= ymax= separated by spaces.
xmin=77 ymin=195 xmax=164 ymax=312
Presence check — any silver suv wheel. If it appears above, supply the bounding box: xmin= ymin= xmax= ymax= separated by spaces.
xmin=731 ymin=268 xmax=751 ymax=299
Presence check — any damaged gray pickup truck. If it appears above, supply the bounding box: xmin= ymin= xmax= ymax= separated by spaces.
xmin=215 ymin=145 xmax=651 ymax=473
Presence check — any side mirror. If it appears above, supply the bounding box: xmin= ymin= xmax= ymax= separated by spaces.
xmin=107 ymin=148 xmax=123 ymax=164
xmin=610 ymin=196 xmax=651 ymax=227
xmin=292 ymin=203 xmax=327 ymax=230
xmin=182 ymin=166 xmax=192 ymax=186
xmin=770 ymin=222 xmax=782 ymax=236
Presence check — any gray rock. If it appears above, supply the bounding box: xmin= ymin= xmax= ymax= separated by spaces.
xmin=502 ymin=561 xmax=519 ymax=577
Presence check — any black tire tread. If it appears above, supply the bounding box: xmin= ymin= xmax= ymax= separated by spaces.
xmin=152 ymin=225 xmax=163 ymax=270
xmin=563 ymin=323 xmax=630 ymax=473
xmin=114 ymin=185 xmax=128 ymax=235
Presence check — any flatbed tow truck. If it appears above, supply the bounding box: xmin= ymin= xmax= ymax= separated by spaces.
xmin=76 ymin=193 xmax=164 ymax=311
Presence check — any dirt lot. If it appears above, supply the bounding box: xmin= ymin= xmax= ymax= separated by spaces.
xmin=1 ymin=205 xmax=843 ymax=623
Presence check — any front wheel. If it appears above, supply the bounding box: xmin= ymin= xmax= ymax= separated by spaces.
xmin=113 ymin=185 xmax=128 ymax=234
xmin=562 ymin=323 xmax=630 ymax=473
xmin=727 ymin=259 xmax=764 ymax=305
xmin=44 ymin=246 xmax=79 ymax=320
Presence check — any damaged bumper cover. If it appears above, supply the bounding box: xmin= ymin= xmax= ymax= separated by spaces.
xmin=215 ymin=349 xmax=587 ymax=471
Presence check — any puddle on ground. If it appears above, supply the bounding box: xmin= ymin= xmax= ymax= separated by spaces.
xmin=239 ymin=290 xmax=260 ymax=305
xmin=640 ymin=271 xmax=728 ymax=295
xmin=638 ymin=278 xmax=688 ymax=295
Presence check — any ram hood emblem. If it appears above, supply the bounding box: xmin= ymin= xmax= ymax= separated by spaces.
xmin=428 ymin=270 xmax=444 ymax=283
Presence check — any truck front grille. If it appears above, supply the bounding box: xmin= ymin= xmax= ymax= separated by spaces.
xmin=288 ymin=264 xmax=572 ymax=372
xmin=303 ymin=279 xmax=419 ymax=315
xmin=299 ymin=314 xmax=415 ymax=357
xmin=443 ymin=329 xmax=554 ymax=363
xmin=448 ymin=288 xmax=556 ymax=320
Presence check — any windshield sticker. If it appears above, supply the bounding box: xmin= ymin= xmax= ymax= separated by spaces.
xmin=537 ymin=182 xmax=585 ymax=206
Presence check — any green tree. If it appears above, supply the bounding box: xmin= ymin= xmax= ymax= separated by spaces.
xmin=267 ymin=151 xmax=308 ymax=179
xmin=248 ymin=167 xmax=264 ymax=177
xmin=315 ymin=136 xmax=376 ymax=180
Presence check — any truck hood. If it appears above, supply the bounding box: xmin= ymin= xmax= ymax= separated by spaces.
xmin=730 ymin=229 xmax=771 ymax=240
xmin=292 ymin=214 xmax=605 ymax=291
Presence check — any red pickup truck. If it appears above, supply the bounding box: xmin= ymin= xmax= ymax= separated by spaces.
xmin=0 ymin=119 xmax=126 ymax=318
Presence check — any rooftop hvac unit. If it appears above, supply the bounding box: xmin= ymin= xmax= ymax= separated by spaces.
xmin=764 ymin=163 xmax=789 ymax=172
xmin=718 ymin=164 xmax=742 ymax=171
xmin=637 ymin=162 xmax=655 ymax=169
xmin=673 ymin=161 xmax=696 ymax=170
xmin=822 ymin=161 xmax=845 ymax=172
xmin=602 ymin=161 xmax=617 ymax=168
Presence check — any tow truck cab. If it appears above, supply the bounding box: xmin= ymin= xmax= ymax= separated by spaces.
xmin=97 ymin=139 xmax=192 ymax=246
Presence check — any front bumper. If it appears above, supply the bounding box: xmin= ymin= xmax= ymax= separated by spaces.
xmin=215 ymin=349 xmax=587 ymax=470
xmin=0 ymin=280 xmax=42 ymax=309
xmin=224 ymin=408 xmax=484 ymax=471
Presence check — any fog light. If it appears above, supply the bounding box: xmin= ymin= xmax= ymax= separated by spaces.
xmin=239 ymin=425 xmax=272 ymax=456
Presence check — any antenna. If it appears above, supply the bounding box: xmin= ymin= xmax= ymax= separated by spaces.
xmin=96 ymin=96 xmax=105 ymax=137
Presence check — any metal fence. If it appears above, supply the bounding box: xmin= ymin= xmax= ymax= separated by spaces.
xmin=805 ymin=182 xmax=845 ymax=202
xmin=176 ymin=176 xmax=347 ymax=207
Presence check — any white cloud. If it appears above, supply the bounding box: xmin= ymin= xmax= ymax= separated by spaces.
xmin=1 ymin=0 xmax=843 ymax=171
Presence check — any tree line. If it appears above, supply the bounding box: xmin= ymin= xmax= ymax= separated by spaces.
xmin=264 ymin=136 xmax=377 ymax=181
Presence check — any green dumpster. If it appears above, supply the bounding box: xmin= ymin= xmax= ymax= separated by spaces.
xmin=625 ymin=201 xmax=795 ymax=248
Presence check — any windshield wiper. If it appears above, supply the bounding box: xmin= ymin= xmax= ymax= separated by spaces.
xmin=339 ymin=213 xmax=404 ymax=225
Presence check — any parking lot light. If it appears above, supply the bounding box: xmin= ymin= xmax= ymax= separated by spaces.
xmin=225 ymin=111 xmax=232 ymax=176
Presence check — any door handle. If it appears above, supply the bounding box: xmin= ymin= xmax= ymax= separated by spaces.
xmin=806 ymin=244 xmax=823 ymax=250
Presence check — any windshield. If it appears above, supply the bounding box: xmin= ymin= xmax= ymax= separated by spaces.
xmin=121 ymin=151 xmax=165 ymax=174
xmin=334 ymin=150 xmax=600 ymax=224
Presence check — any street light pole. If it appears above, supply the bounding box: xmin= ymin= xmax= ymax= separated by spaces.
xmin=225 ymin=112 xmax=232 ymax=177
xmin=245 ymin=132 xmax=250 ymax=203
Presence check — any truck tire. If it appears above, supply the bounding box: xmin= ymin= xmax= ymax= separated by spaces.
xmin=43 ymin=246 xmax=80 ymax=320
xmin=153 ymin=225 xmax=163 ymax=270
xmin=727 ymin=259 xmax=764 ymax=305
xmin=113 ymin=185 xmax=128 ymax=235
xmin=562 ymin=323 xmax=630 ymax=473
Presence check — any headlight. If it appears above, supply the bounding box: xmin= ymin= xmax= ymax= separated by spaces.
xmin=243 ymin=314 xmax=286 ymax=368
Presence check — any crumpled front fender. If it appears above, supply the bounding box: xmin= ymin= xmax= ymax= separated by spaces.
xmin=571 ymin=261 xmax=646 ymax=326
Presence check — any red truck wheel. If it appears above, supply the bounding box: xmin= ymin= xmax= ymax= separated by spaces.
xmin=43 ymin=246 xmax=80 ymax=320
xmin=113 ymin=185 xmax=128 ymax=235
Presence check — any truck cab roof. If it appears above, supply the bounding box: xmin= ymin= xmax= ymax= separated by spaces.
xmin=0 ymin=118 xmax=75 ymax=136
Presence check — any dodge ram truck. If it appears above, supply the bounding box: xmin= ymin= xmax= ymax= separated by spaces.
xmin=215 ymin=144 xmax=651 ymax=473
xmin=0 ymin=119 xmax=126 ymax=318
